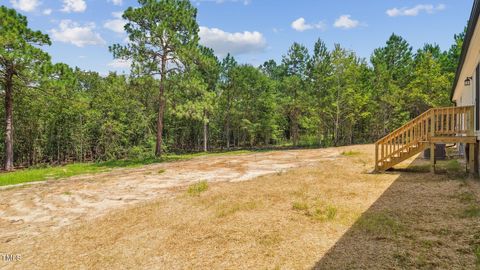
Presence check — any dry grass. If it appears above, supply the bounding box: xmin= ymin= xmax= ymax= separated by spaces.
xmin=1 ymin=145 xmax=480 ymax=269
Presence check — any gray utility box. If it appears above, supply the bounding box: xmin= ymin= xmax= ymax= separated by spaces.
xmin=423 ymin=144 xmax=446 ymax=160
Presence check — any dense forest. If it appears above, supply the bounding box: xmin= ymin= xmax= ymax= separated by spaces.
xmin=0 ymin=1 xmax=465 ymax=171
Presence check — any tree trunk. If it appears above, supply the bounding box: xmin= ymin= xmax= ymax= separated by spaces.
xmin=155 ymin=91 xmax=165 ymax=157
xmin=203 ymin=121 xmax=208 ymax=152
xmin=80 ymin=115 xmax=84 ymax=163
xmin=4 ymin=70 xmax=14 ymax=171
xmin=291 ymin=109 xmax=299 ymax=147
xmin=226 ymin=118 xmax=230 ymax=150
xmin=334 ymin=86 xmax=341 ymax=146
xmin=155 ymin=54 xmax=167 ymax=158
xmin=334 ymin=109 xmax=339 ymax=146
xmin=203 ymin=110 xmax=208 ymax=152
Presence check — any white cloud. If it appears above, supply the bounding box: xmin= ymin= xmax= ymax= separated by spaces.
xmin=334 ymin=15 xmax=360 ymax=29
xmin=61 ymin=0 xmax=87 ymax=13
xmin=291 ymin=17 xmax=326 ymax=32
xmin=50 ymin=20 xmax=105 ymax=47
xmin=108 ymin=59 xmax=132 ymax=69
xmin=104 ymin=12 xmax=126 ymax=33
xmin=112 ymin=12 xmax=123 ymax=18
xmin=193 ymin=0 xmax=251 ymax=5
xmin=43 ymin=8 xmax=52 ymax=15
xmin=10 ymin=0 xmax=40 ymax=12
xmin=108 ymin=0 xmax=123 ymax=5
xmin=104 ymin=20 xmax=125 ymax=33
xmin=386 ymin=4 xmax=446 ymax=17
xmin=199 ymin=26 xmax=267 ymax=56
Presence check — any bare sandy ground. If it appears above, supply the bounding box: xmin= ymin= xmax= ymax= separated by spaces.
xmin=0 ymin=147 xmax=340 ymax=242
xmin=1 ymin=144 xmax=479 ymax=269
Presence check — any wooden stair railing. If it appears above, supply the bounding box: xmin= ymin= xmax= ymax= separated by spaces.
xmin=375 ymin=106 xmax=474 ymax=172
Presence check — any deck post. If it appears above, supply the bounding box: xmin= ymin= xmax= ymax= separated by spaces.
xmin=430 ymin=143 xmax=436 ymax=173
xmin=475 ymin=143 xmax=479 ymax=176
xmin=469 ymin=143 xmax=477 ymax=176
xmin=468 ymin=143 xmax=475 ymax=175
xmin=374 ymin=106 xmax=475 ymax=173
xmin=430 ymin=111 xmax=436 ymax=173
xmin=469 ymin=107 xmax=475 ymax=136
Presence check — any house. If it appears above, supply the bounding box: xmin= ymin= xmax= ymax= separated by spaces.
xmin=375 ymin=0 xmax=480 ymax=173
xmin=452 ymin=0 xmax=480 ymax=168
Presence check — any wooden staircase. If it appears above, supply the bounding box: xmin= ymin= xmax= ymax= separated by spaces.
xmin=375 ymin=106 xmax=476 ymax=172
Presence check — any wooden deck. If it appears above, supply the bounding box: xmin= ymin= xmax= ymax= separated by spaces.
xmin=375 ymin=106 xmax=477 ymax=173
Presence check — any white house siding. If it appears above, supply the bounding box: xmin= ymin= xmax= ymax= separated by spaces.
xmin=452 ymin=16 xmax=480 ymax=108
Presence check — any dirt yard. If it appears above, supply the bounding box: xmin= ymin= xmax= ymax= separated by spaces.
xmin=1 ymin=145 xmax=480 ymax=269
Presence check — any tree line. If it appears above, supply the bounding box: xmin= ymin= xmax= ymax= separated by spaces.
xmin=0 ymin=1 xmax=464 ymax=171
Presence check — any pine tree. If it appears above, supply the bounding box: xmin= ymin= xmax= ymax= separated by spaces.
xmin=0 ymin=6 xmax=50 ymax=170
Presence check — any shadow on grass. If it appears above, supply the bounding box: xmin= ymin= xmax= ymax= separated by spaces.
xmin=389 ymin=158 xmax=468 ymax=180
xmin=312 ymin=157 xmax=478 ymax=269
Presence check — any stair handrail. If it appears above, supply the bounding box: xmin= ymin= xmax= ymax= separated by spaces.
xmin=375 ymin=108 xmax=433 ymax=145
xmin=375 ymin=105 xmax=474 ymax=145
xmin=375 ymin=105 xmax=475 ymax=172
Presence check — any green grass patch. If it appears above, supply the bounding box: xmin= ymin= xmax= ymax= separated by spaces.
xmin=187 ymin=181 xmax=209 ymax=196
xmin=157 ymin=169 xmax=166 ymax=174
xmin=445 ymin=159 xmax=462 ymax=172
xmin=0 ymin=150 xmax=254 ymax=187
xmin=100 ymin=150 xmax=253 ymax=168
xmin=474 ymin=245 xmax=480 ymax=267
xmin=309 ymin=205 xmax=337 ymax=221
xmin=393 ymin=250 xmax=410 ymax=267
xmin=292 ymin=201 xmax=338 ymax=222
xmin=402 ymin=159 xmax=467 ymax=177
xmin=357 ymin=212 xmax=404 ymax=235
xmin=462 ymin=205 xmax=480 ymax=218
xmin=257 ymin=232 xmax=282 ymax=247
xmin=458 ymin=190 xmax=480 ymax=218
xmin=215 ymin=201 xmax=258 ymax=218
xmin=441 ymin=159 xmax=469 ymax=179
xmin=341 ymin=151 xmax=361 ymax=157
xmin=471 ymin=232 xmax=480 ymax=267
xmin=0 ymin=163 xmax=109 ymax=187
xmin=292 ymin=201 xmax=309 ymax=211
xmin=457 ymin=191 xmax=476 ymax=204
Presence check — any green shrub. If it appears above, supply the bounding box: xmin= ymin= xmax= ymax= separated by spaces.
xmin=127 ymin=145 xmax=154 ymax=160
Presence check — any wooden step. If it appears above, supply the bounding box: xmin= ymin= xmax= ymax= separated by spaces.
xmin=375 ymin=105 xmax=474 ymax=172
xmin=376 ymin=142 xmax=428 ymax=171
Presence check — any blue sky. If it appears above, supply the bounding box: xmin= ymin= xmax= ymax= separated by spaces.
xmin=2 ymin=0 xmax=474 ymax=74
